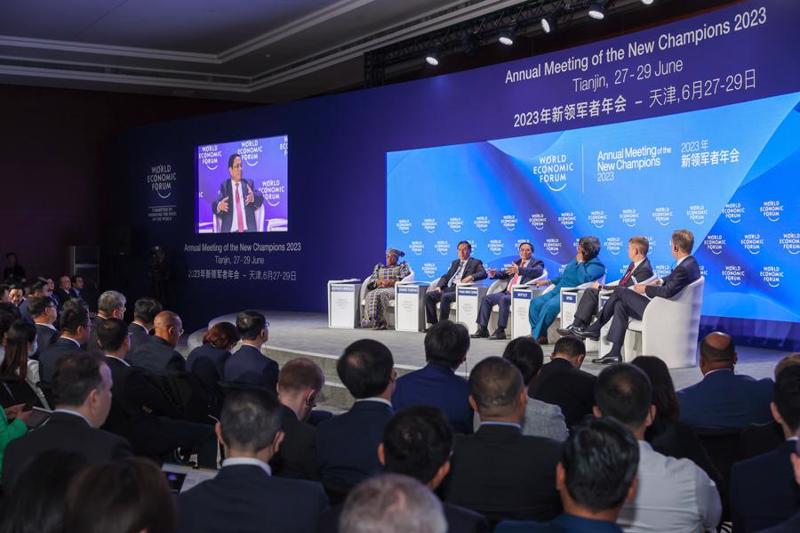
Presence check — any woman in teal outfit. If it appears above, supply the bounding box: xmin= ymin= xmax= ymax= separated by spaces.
xmin=528 ymin=236 xmax=606 ymax=344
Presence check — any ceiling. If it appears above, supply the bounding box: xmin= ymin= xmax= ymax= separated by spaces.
xmin=0 ymin=0 xmax=735 ymax=103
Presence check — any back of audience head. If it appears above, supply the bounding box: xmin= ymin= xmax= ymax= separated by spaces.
xmin=202 ymin=321 xmax=240 ymax=351
xmin=63 ymin=457 xmax=175 ymax=533
xmin=0 ymin=321 xmax=36 ymax=381
xmin=699 ymin=331 xmax=736 ymax=373
xmin=236 ymin=309 xmax=268 ymax=345
xmin=153 ymin=310 xmax=182 ymax=347
xmin=558 ymin=417 xmax=639 ymax=520
xmin=424 ymin=320 xmax=469 ymax=370
xmin=379 ymin=406 xmax=453 ymax=490
xmin=338 ymin=339 xmax=395 ymax=400
xmin=59 ymin=298 xmax=91 ymax=343
xmin=97 ymin=290 xmax=126 ymax=319
xmin=28 ymin=280 xmax=47 ymax=297
xmin=218 ymin=389 xmax=284 ymax=459
xmin=340 ymin=474 xmax=447 ymax=533
xmin=468 ymin=356 xmax=526 ymax=422
xmin=631 ymin=355 xmax=679 ymax=422
xmin=503 ymin=337 xmax=545 ymax=387
xmin=0 ymin=283 xmax=9 ymax=303
xmin=277 ymin=357 xmax=325 ymax=421
xmin=52 ymin=353 xmax=112 ymax=428
xmin=775 ymin=353 xmax=800 ymax=380
xmin=552 ymin=336 xmax=587 ymax=368
xmin=594 ymin=363 xmax=653 ymax=435
xmin=133 ymin=297 xmax=162 ymax=328
xmin=772 ymin=364 xmax=800 ymax=438
xmin=0 ymin=449 xmax=88 ymax=533
xmin=27 ymin=296 xmax=56 ymax=324
xmin=96 ymin=317 xmax=130 ymax=356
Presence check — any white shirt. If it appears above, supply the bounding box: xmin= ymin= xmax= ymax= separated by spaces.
xmin=354 ymin=397 xmax=393 ymax=408
xmin=618 ymin=440 xmax=721 ymax=533
xmin=62 ymin=336 xmax=81 ymax=348
xmin=37 ymin=322 xmax=57 ymax=331
xmin=230 ymin=180 xmax=249 ymax=232
xmin=131 ymin=322 xmax=148 ymax=334
xmin=105 ymin=354 xmax=130 ymax=367
xmin=222 ymin=457 xmax=271 ymax=476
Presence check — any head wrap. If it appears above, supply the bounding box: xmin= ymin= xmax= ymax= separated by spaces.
xmin=386 ymin=248 xmax=406 ymax=258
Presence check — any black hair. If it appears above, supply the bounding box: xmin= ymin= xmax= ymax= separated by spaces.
xmin=468 ymin=356 xmax=524 ymax=416
xmin=775 ymin=365 xmax=800 ymax=433
xmin=29 ymin=280 xmax=46 ymax=294
xmin=0 ymin=320 xmax=36 ymax=383
xmin=518 ymin=241 xmax=534 ymax=252
xmin=578 ymin=236 xmax=601 ymax=261
xmin=59 ymin=299 xmax=89 ymax=334
xmin=553 ymin=336 xmax=586 ymax=358
xmin=27 ymin=296 xmax=53 ymax=318
xmin=631 ymin=356 xmax=679 ymax=421
xmin=382 ymin=406 xmax=453 ymax=485
xmin=502 ymin=337 xmax=544 ymax=384
xmin=595 ymin=363 xmax=653 ymax=428
xmin=456 ymin=240 xmax=472 ymax=250
xmin=424 ymin=320 xmax=469 ymax=369
xmin=235 ymin=309 xmax=267 ymax=341
xmin=52 ymin=353 xmax=105 ymax=408
xmin=220 ymin=390 xmax=282 ymax=452
xmin=228 ymin=153 xmax=242 ymax=168
xmin=337 ymin=339 xmax=394 ymax=399
xmin=133 ymin=297 xmax=162 ymax=324
xmin=96 ymin=318 xmax=129 ymax=353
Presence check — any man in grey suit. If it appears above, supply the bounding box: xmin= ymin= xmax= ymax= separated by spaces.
xmin=425 ymin=241 xmax=487 ymax=327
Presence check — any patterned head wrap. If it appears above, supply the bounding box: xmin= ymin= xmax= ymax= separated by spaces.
xmin=386 ymin=248 xmax=406 ymax=258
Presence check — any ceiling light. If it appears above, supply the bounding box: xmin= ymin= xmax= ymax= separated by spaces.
xmin=541 ymin=16 xmax=556 ymax=34
xmin=588 ymin=3 xmax=606 ymax=20
xmin=641 ymin=0 xmax=655 ymax=4
xmin=425 ymin=54 xmax=440 ymax=66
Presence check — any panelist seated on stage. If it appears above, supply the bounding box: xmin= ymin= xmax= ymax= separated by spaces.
xmin=572 ymin=229 xmax=701 ymax=365
xmin=528 ymin=237 xmax=605 ymax=345
xmin=361 ymin=248 xmax=411 ymax=330
xmin=558 ymin=236 xmax=653 ymax=338
xmin=211 ymin=153 xmax=264 ymax=233
xmin=472 ymin=241 xmax=544 ymax=341
xmin=425 ymin=241 xmax=487 ymax=328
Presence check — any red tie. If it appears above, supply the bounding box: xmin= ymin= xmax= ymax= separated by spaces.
xmin=620 ymin=263 xmax=635 ymax=286
xmin=234 ymin=182 xmax=245 ymax=233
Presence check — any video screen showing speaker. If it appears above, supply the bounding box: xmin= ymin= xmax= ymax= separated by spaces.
xmin=196 ymin=135 xmax=289 ymax=234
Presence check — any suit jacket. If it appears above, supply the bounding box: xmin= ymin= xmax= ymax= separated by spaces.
xmin=128 ymin=336 xmax=186 ymax=375
xmin=318 ymin=500 xmax=490 ymax=533
xmin=17 ymin=299 xmax=32 ymax=323
xmin=39 ymin=337 xmax=83 ymax=383
xmin=53 ymin=288 xmax=72 ymax=308
xmin=393 ymin=362 xmax=473 ymax=434
xmin=316 ymin=400 xmax=394 ymax=493
xmin=645 ymin=255 xmax=701 ymax=299
xmin=444 ymin=424 xmax=562 ymax=526
xmin=496 ymin=514 xmax=623 ymax=533
xmin=127 ymin=322 xmax=152 ymax=354
xmin=270 ymin=405 xmax=319 ymax=481
xmin=530 ymin=358 xmax=596 ymax=429
xmin=493 ymin=258 xmax=545 ymax=290
xmin=730 ymin=440 xmax=800 ymax=533
xmin=436 ymin=257 xmax=488 ymax=289
xmin=211 ymin=178 xmax=264 ymax=233
xmin=177 ymin=464 xmax=328 ymax=533
xmin=611 ymin=257 xmax=654 ymax=288
xmin=34 ymin=324 xmax=58 ymax=354
xmin=2 ymin=411 xmax=131 ymax=489
xmin=677 ymin=369 xmax=774 ymax=430
xmin=223 ymin=345 xmax=279 ymax=392
xmin=186 ymin=344 xmax=230 ymax=417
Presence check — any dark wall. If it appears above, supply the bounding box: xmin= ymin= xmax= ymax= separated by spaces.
xmin=0 ymin=84 xmax=251 ymax=284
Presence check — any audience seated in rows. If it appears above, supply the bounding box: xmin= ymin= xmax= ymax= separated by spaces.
xmin=88 ymin=290 xmax=127 ymax=350
xmin=128 ymin=297 xmax=162 ymax=352
xmin=18 ymin=280 xmax=51 ymax=324
xmin=392 ymin=320 xmax=473 ymax=434
xmin=223 ymin=310 xmax=279 ymax=391
xmin=39 ymin=298 xmax=90 ymax=383
xmin=28 ymin=296 xmax=58 ymax=354
xmin=186 ymin=321 xmax=240 ymax=417
xmin=128 ymin=310 xmax=186 ymax=375
xmin=0 ymin=320 xmax=48 ymax=409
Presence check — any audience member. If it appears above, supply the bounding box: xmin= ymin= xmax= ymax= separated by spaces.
xmin=70 ymin=275 xmax=85 ymax=299
xmin=0 ymin=305 xmax=20 ymax=363
xmin=0 ymin=321 xmax=48 ymax=409
xmin=2 ymin=353 xmax=131 ymax=489
xmin=64 ymin=457 xmax=175 ymax=533
xmin=7 ymin=287 xmax=23 ymax=308
xmin=496 ymin=417 xmax=640 ymax=533
xmin=53 ymin=275 xmax=73 ymax=309
xmin=0 ymin=402 xmax=28 ymax=480
xmin=128 ymin=297 xmax=162 ymax=352
xmin=223 ymin=310 xmax=278 ymax=391
xmin=340 ymin=474 xmax=447 ymax=533
xmin=530 ymin=336 xmax=595 ymax=428
xmin=28 ymin=296 xmax=58 ymax=354
xmin=445 ymin=356 xmax=562 ymax=526
xmin=481 ymin=337 xmax=568 ymax=441
xmin=317 ymin=339 xmax=396 ymax=498
xmin=2 ymin=253 xmax=26 ymax=286
xmin=678 ymin=332 xmax=774 ymax=430
xmin=177 ymin=390 xmax=328 ymax=533
xmin=39 ymin=298 xmax=90 ymax=383
xmin=186 ymin=321 xmax=239 ymax=417
xmin=757 ymin=436 xmax=800 ymax=533
xmin=393 ymin=320 xmax=473 ymax=433
xmin=17 ymin=280 xmax=48 ymax=323
xmin=128 ymin=310 xmax=186 ymax=374
xmin=730 ymin=365 xmax=800 ymax=532
xmin=0 ymin=284 xmax=9 ymax=304
xmin=594 ymin=363 xmax=721 ymax=532
xmin=272 ymin=357 xmax=324 ymax=480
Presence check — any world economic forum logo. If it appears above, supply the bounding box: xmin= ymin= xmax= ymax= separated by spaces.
xmin=421 ymin=218 xmax=438 ymax=233
xmin=544 ymin=238 xmax=562 ymax=256
xmin=501 ymin=215 xmax=518 ymax=232
xmin=651 ymin=207 xmax=673 ymax=227
xmin=655 ymin=264 xmax=672 ymax=278
xmin=722 ymin=265 xmax=745 ymax=287
xmin=588 ymin=210 xmax=607 ymax=229
xmin=780 ymin=233 xmax=800 ymax=255
xmin=396 ymin=219 xmax=412 ymax=234
xmin=239 ymin=139 xmax=262 ymax=167
xmin=760 ymin=266 xmax=783 ymax=288
xmin=198 ymin=145 xmax=222 ymax=171
xmin=604 ymin=237 xmax=623 ymax=256
xmin=619 ymin=208 xmax=639 ymax=228
xmin=146 ymin=163 xmax=176 ymax=200
xmin=488 ymin=240 xmax=505 ymax=256
xmin=760 ymin=200 xmax=783 ymax=222
xmin=703 ymin=234 xmax=725 ymax=256
xmin=474 ymin=216 xmax=491 ymax=232
xmin=422 ymin=263 xmax=438 ymax=279
xmin=687 ymin=205 xmax=708 ymax=225
xmin=558 ymin=212 xmax=576 ymax=230
xmin=447 ymin=217 xmax=463 ymax=233
xmin=529 ymin=213 xmax=547 ymax=231
xmin=409 ymin=241 xmax=424 ymax=256
xmin=723 ymin=202 xmax=745 ymax=224
xmin=434 ymin=240 xmax=450 ymax=256
xmin=741 ymin=233 xmax=763 ymax=255
xmin=533 ymin=154 xmax=573 ymax=192
xmin=467 ymin=239 xmax=478 ymax=251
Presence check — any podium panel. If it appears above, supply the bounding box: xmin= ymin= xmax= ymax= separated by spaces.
xmin=560 ymin=290 xmax=579 ymax=329
xmin=328 ymin=281 xmax=360 ymax=329
xmin=511 ymin=287 xmax=533 ymax=339
xmin=395 ymin=283 xmax=427 ymax=332
xmin=456 ymin=285 xmax=488 ymax=335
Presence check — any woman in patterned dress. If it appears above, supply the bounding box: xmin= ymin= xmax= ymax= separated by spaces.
xmin=362 ymin=249 xmax=411 ymax=329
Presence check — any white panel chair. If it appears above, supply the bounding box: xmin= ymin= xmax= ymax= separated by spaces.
xmin=359 ymin=268 xmax=416 ymax=328
xmin=487 ymin=269 xmax=548 ymax=335
xmin=623 ymin=277 xmax=705 ymax=368
xmin=597 ymin=274 xmax=658 ymax=354
xmin=544 ymin=275 xmax=606 ymax=345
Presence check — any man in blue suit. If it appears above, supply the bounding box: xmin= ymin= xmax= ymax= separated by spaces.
xmin=730 ymin=365 xmax=800 ymax=532
xmin=223 ymin=310 xmax=279 ymax=392
xmin=211 ymin=153 xmax=264 ymax=233
xmin=425 ymin=240 xmax=488 ymax=327
xmin=177 ymin=389 xmax=329 ymax=533
xmin=677 ymin=332 xmax=774 ymax=430
xmin=393 ymin=320 xmax=473 ymax=433
xmin=528 ymin=236 xmax=605 ymax=345
xmin=316 ymin=339 xmax=395 ymax=500
xmin=496 ymin=417 xmax=639 ymax=533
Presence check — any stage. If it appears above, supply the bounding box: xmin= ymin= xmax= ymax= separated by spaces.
xmin=186 ymin=311 xmax=790 ymax=409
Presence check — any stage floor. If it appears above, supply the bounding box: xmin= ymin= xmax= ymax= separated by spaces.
xmin=188 ymin=311 xmax=790 ymax=391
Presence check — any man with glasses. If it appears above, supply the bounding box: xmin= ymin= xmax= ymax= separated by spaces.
xmin=128 ymin=310 xmax=186 ymax=374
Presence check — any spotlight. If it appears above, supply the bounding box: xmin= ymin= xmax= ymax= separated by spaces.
xmin=425 ymin=53 xmax=440 ymax=66
xmin=588 ymin=2 xmax=606 ymax=20
xmin=641 ymin=0 xmax=655 ymax=4
xmin=498 ymin=27 xmax=515 ymax=46
xmin=541 ymin=15 xmax=556 ymax=34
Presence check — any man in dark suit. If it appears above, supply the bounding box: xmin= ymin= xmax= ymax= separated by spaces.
xmin=272 ymin=357 xmax=325 ymax=480
xmin=678 ymin=332 xmax=774 ymax=431
xmin=496 ymin=417 xmax=640 ymax=533
xmin=128 ymin=297 xmax=162 ymax=353
xmin=177 ymin=390 xmax=328 ymax=533
xmin=319 ymin=406 xmax=489 ymax=533
xmin=87 ymin=290 xmax=127 ymax=350
xmin=39 ymin=298 xmax=90 ymax=383
xmin=223 ymin=310 xmax=279 ymax=391
xmin=53 ymin=275 xmax=73 ymax=309
xmin=317 ymin=339 xmax=396 ymax=499
xmin=425 ymin=241 xmax=487 ymax=326
xmin=558 ymin=236 xmax=653 ymax=337
xmin=393 ymin=320 xmax=473 ymax=434
xmin=211 ymin=153 xmax=265 ymax=233
xmin=444 ymin=357 xmax=562 ymax=526
xmin=530 ymin=337 xmax=595 ymax=429
xmin=730 ymin=365 xmax=800 ymax=532
xmin=2 ymin=352 xmax=131 ymax=489
xmin=28 ymin=296 xmax=58 ymax=356
xmin=18 ymin=280 xmax=49 ymax=323
xmin=575 ymin=229 xmax=701 ymax=364
xmin=128 ymin=310 xmax=186 ymax=375
xmin=472 ymin=242 xmax=544 ymax=340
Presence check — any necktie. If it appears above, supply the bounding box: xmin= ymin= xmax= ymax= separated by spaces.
xmin=620 ymin=263 xmax=635 ymax=286
xmin=449 ymin=261 xmax=466 ymax=287
xmin=234 ymin=182 xmax=245 ymax=233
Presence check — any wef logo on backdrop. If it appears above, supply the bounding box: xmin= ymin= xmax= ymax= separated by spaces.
xmin=544 ymin=238 xmax=562 ymax=256
xmin=687 ymin=205 xmax=708 ymax=225
xmin=741 ymin=233 xmax=763 ymax=255
xmin=421 ymin=218 xmax=438 ymax=233
xmin=723 ymin=202 xmax=745 ymax=224
xmin=474 ymin=216 xmax=491 ymax=232
xmin=434 ymin=240 xmax=450 ymax=255
xmin=588 ymin=210 xmax=607 ymax=229
xmin=558 ymin=212 xmax=576 ymax=230
xmin=760 ymin=200 xmax=783 ymax=222
xmin=760 ymin=266 xmax=783 ymax=288
xmin=780 ymin=233 xmax=800 ymax=255
xmin=604 ymin=237 xmax=623 ymax=256
xmin=501 ymin=215 xmax=518 ymax=231
xmin=651 ymin=207 xmax=673 ymax=227
xmin=396 ymin=219 xmax=412 ymax=234
xmin=409 ymin=241 xmax=424 ymax=255
xmin=488 ymin=240 xmax=505 ymax=256
xmin=198 ymin=145 xmax=222 ymax=171
xmin=655 ymin=264 xmax=672 ymax=278
xmin=619 ymin=209 xmax=639 ymax=228
xmin=422 ymin=263 xmax=438 ymax=279
xmin=146 ymin=163 xmax=176 ymax=200
xmin=704 ymin=234 xmax=725 ymax=256
xmin=533 ymin=154 xmax=572 ymax=192
xmin=529 ymin=213 xmax=547 ymax=230
xmin=447 ymin=217 xmax=463 ymax=232
xmin=722 ymin=265 xmax=745 ymax=287
xmin=239 ymin=139 xmax=262 ymax=167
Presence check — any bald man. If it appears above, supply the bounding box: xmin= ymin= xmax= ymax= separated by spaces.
xmin=127 ymin=310 xmax=186 ymax=374
xmin=676 ymin=332 xmax=774 ymax=430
